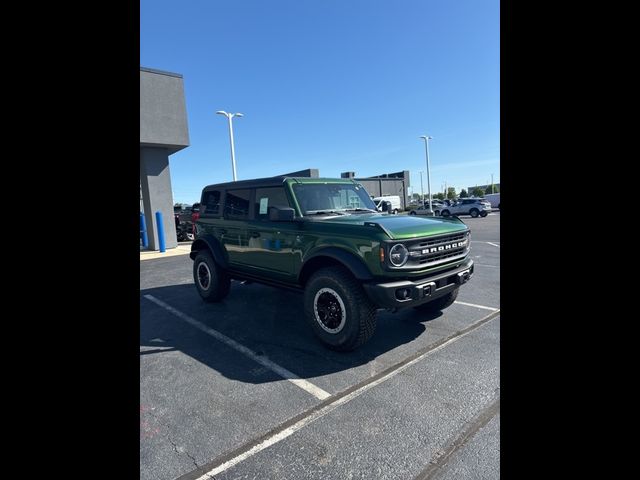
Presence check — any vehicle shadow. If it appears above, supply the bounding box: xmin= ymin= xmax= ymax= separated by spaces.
xmin=140 ymin=282 xmax=443 ymax=385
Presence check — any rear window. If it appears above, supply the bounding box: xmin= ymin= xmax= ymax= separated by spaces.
xmin=202 ymin=191 xmax=221 ymax=216
xmin=224 ymin=189 xmax=251 ymax=219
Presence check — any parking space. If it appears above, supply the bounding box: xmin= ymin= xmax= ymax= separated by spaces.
xmin=206 ymin=317 xmax=499 ymax=480
xmin=140 ymin=215 xmax=500 ymax=480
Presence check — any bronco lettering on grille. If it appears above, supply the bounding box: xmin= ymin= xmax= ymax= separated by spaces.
xmin=421 ymin=239 xmax=466 ymax=254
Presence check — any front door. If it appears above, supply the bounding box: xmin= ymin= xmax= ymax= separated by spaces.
xmin=244 ymin=186 xmax=298 ymax=282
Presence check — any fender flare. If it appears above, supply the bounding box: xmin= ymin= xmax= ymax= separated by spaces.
xmin=299 ymin=247 xmax=373 ymax=284
xmin=190 ymin=234 xmax=228 ymax=268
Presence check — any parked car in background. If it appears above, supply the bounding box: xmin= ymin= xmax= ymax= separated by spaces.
xmin=440 ymin=198 xmax=492 ymax=218
xmin=191 ymin=203 xmax=201 ymax=221
xmin=409 ymin=199 xmax=446 ymax=216
xmin=174 ymin=204 xmax=196 ymax=241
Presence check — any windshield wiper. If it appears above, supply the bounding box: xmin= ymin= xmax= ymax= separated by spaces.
xmin=342 ymin=208 xmax=378 ymax=213
xmin=304 ymin=210 xmax=347 ymax=216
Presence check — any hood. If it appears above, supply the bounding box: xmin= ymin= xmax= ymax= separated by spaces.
xmin=315 ymin=213 xmax=468 ymax=240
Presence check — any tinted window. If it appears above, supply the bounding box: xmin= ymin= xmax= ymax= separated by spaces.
xmin=202 ymin=191 xmax=221 ymax=216
xmin=254 ymin=187 xmax=291 ymax=220
xmin=463 ymin=199 xmax=474 ymax=205
xmin=224 ymin=189 xmax=251 ymax=219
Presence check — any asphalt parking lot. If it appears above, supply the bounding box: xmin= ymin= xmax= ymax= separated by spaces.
xmin=140 ymin=212 xmax=500 ymax=480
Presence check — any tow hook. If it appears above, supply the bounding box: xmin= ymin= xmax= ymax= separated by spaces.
xmin=457 ymin=269 xmax=471 ymax=285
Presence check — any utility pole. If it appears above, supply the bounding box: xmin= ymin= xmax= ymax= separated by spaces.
xmin=420 ymin=171 xmax=424 ymax=203
xmin=491 ymin=173 xmax=494 ymax=193
xmin=419 ymin=135 xmax=434 ymax=213
xmin=216 ymin=110 xmax=244 ymax=181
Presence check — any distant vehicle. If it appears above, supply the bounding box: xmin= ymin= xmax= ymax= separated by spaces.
xmin=174 ymin=204 xmax=196 ymax=241
xmin=409 ymin=199 xmax=446 ymax=216
xmin=440 ymin=198 xmax=492 ymax=218
xmin=484 ymin=193 xmax=500 ymax=209
xmin=373 ymin=195 xmax=401 ymax=214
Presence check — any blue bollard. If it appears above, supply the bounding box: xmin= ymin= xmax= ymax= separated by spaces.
xmin=155 ymin=211 xmax=166 ymax=253
xmin=140 ymin=212 xmax=148 ymax=248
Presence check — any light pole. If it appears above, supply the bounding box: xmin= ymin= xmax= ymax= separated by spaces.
xmin=216 ymin=110 xmax=244 ymax=181
xmin=491 ymin=173 xmax=494 ymax=193
xmin=419 ymin=171 xmax=424 ymax=204
xmin=420 ymin=135 xmax=434 ymax=213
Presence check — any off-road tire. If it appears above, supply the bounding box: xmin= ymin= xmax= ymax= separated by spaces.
xmin=413 ymin=288 xmax=459 ymax=313
xmin=304 ymin=267 xmax=377 ymax=351
xmin=193 ymin=250 xmax=230 ymax=302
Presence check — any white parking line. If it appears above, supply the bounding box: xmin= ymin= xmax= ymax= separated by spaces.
xmin=143 ymin=294 xmax=331 ymax=401
xmin=191 ymin=312 xmax=499 ymax=480
xmin=471 ymin=241 xmax=500 ymax=247
xmin=454 ymin=301 xmax=500 ymax=311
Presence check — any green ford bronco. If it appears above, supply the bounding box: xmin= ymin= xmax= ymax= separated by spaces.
xmin=190 ymin=176 xmax=473 ymax=351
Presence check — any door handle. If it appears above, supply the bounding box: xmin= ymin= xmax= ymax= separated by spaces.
xmin=250 ymin=231 xmax=260 ymax=238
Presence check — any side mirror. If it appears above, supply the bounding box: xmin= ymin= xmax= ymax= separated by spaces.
xmin=268 ymin=206 xmax=296 ymax=221
xmin=382 ymin=201 xmax=392 ymax=213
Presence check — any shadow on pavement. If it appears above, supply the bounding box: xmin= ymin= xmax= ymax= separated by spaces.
xmin=140 ymin=282 xmax=443 ymax=385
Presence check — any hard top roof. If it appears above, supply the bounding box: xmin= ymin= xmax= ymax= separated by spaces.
xmin=202 ymin=176 xmax=358 ymax=191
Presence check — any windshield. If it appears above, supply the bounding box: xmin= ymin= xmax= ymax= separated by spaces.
xmin=293 ymin=183 xmax=377 ymax=215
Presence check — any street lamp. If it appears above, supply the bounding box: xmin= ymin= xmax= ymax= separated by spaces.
xmin=419 ymin=171 xmax=424 ymax=204
xmin=420 ymin=135 xmax=434 ymax=214
xmin=216 ymin=110 xmax=244 ymax=181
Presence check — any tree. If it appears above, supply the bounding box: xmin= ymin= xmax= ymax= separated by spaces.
xmin=433 ymin=192 xmax=445 ymax=200
xmin=472 ymin=187 xmax=484 ymax=197
xmin=459 ymin=189 xmax=468 ymax=198
xmin=446 ymin=187 xmax=457 ymax=200
xmin=485 ymin=184 xmax=499 ymax=195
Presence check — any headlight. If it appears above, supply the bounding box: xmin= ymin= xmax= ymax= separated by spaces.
xmin=389 ymin=243 xmax=409 ymax=267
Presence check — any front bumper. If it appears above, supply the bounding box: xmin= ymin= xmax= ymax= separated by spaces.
xmin=363 ymin=258 xmax=474 ymax=309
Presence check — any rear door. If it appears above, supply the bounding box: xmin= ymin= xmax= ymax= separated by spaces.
xmin=221 ymin=189 xmax=253 ymax=268
xmin=461 ymin=199 xmax=475 ymax=214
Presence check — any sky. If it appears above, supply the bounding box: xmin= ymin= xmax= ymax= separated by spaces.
xmin=141 ymin=0 xmax=499 ymax=204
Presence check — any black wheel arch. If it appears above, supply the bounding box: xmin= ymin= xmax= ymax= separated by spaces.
xmin=190 ymin=234 xmax=228 ymax=268
xmin=299 ymin=247 xmax=373 ymax=286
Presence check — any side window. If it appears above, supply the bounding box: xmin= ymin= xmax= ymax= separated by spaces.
xmin=224 ymin=189 xmax=251 ymax=220
xmin=254 ymin=187 xmax=291 ymax=220
xmin=202 ymin=190 xmax=221 ymax=216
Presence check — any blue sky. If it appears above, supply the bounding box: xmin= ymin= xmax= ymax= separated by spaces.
xmin=141 ymin=0 xmax=499 ymax=204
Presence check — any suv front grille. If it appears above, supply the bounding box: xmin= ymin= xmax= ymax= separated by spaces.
xmin=404 ymin=231 xmax=469 ymax=268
